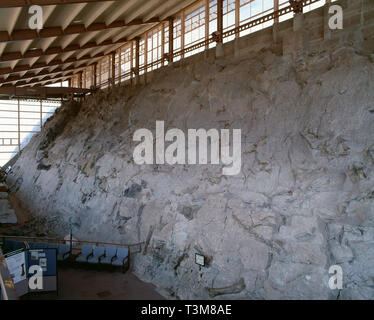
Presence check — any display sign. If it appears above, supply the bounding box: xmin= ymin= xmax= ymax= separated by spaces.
xmin=3 ymin=247 xmax=58 ymax=297
xmin=4 ymin=250 xmax=27 ymax=285
xmin=4 ymin=249 xmax=28 ymax=297
xmin=195 ymin=253 xmax=205 ymax=266
xmin=26 ymin=248 xmax=57 ymax=293
xmin=27 ymin=249 xmax=57 ymax=277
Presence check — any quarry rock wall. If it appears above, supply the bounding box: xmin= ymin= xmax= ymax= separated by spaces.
xmin=6 ymin=1 xmax=374 ymax=299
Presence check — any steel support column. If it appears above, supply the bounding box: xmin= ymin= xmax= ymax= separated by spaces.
xmin=274 ymin=0 xmax=279 ymax=23
xmin=130 ymin=41 xmax=133 ymax=80
xmin=161 ymin=23 xmax=165 ymax=67
xmin=135 ymin=37 xmax=140 ymax=76
xmin=117 ymin=49 xmax=121 ymax=83
xmin=98 ymin=60 xmax=102 ymax=87
xmin=40 ymin=99 xmax=43 ymax=130
xmin=111 ymin=52 xmax=116 ymax=86
xmin=205 ymin=0 xmax=209 ymax=49
xmin=181 ymin=10 xmax=185 ymax=59
xmin=235 ymin=0 xmax=240 ymax=38
xmin=17 ymin=99 xmax=20 ymax=153
xmin=91 ymin=62 xmax=97 ymax=88
xmin=217 ymin=0 xmax=223 ymax=43
xmin=168 ymin=18 xmax=174 ymax=62
xmin=215 ymin=0 xmax=224 ymax=57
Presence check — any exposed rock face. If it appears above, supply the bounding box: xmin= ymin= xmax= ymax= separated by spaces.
xmin=0 ymin=183 xmax=17 ymax=224
xmin=6 ymin=29 xmax=374 ymax=299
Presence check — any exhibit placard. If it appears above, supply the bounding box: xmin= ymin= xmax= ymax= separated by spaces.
xmin=3 ymin=247 xmax=58 ymax=297
xmin=4 ymin=250 xmax=26 ymax=285
xmin=27 ymin=248 xmax=57 ymax=293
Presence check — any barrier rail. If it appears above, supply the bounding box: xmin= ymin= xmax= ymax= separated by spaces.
xmin=0 ymin=235 xmax=144 ymax=255
xmin=97 ymin=0 xmax=322 ymax=89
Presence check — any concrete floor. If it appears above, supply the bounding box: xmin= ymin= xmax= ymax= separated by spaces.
xmin=22 ymin=267 xmax=164 ymax=300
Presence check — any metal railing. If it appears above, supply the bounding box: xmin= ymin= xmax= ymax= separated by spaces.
xmin=97 ymin=0 xmax=322 ymax=89
xmin=0 ymin=234 xmax=144 ymax=255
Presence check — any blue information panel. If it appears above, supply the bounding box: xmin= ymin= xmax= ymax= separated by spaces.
xmin=26 ymin=248 xmax=58 ymax=293
xmin=27 ymin=249 xmax=57 ymax=277
xmin=2 ymin=246 xmax=58 ymax=296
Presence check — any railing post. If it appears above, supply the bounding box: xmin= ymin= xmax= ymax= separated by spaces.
xmin=40 ymin=99 xmax=42 ymax=130
xmin=117 ymin=49 xmax=121 ymax=84
xmin=111 ymin=52 xmax=116 ymax=87
xmin=273 ymin=0 xmax=280 ymax=44
xmin=181 ymin=10 xmax=185 ymax=59
xmin=17 ymin=99 xmax=20 ymax=153
xmin=144 ymin=32 xmax=148 ymax=73
xmin=217 ymin=0 xmax=223 ymax=43
xmin=93 ymin=62 xmax=97 ymax=89
xmin=168 ymin=17 xmax=174 ymax=63
xmin=98 ymin=59 xmax=102 ymax=87
xmin=130 ymin=41 xmax=134 ymax=83
xmin=234 ymin=0 xmax=240 ymax=57
xmin=205 ymin=0 xmax=209 ymax=51
xmin=135 ymin=38 xmax=140 ymax=71
xmin=274 ymin=0 xmax=279 ymax=23
xmin=235 ymin=0 xmax=240 ymax=38
xmin=81 ymin=69 xmax=85 ymax=89
xmin=78 ymin=71 xmax=82 ymax=88
xmin=133 ymin=37 xmax=140 ymax=84
xmin=161 ymin=23 xmax=165 ymax=67
xmin=216 ymin=0 xmax=224 ymax=57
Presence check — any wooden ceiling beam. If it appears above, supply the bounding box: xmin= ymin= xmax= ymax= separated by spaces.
xmin=1 ymin=66 xmax=82 ymax=85
xmin=0 ymin=43 xmax=126 ymax=76
xmin=144 ymin=0 xmax=182 ymax=22
xmin=0 ymin=18 xmax=160 ymax=43
xmin=160 ymin=0 xmax=197 ymax=20
xmin=1 ymin=68 xmax=71 ymax=84
xmin=0 ymin=37 xmax=128 ymax=63
xmin=0 ymin=0 xmax=120 ymax=8
xmin=1 ymin=66 xmax=86 ymax=87
xmin=126 ymin=0 xmax=163 ymax=25
xmin=0 ymin=56 xmax=90 ymax=76
xmin=0 ymin=57 xmax=101 ymax=84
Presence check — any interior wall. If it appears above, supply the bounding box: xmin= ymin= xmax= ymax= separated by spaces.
xmin=5 ymin=0 xmax=374 ymax=299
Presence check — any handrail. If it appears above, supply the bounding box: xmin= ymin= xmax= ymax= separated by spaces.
xmin=97 ymin=0 xmax=322 ymax=89
xmin=0 ymin=235 xmax=144 ymax=255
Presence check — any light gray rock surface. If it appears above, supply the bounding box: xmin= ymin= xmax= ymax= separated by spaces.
xmin=0 ymin=191 xmax=17 ymax=224
xmin=6 ymin=33 xmax=374 ymax=299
